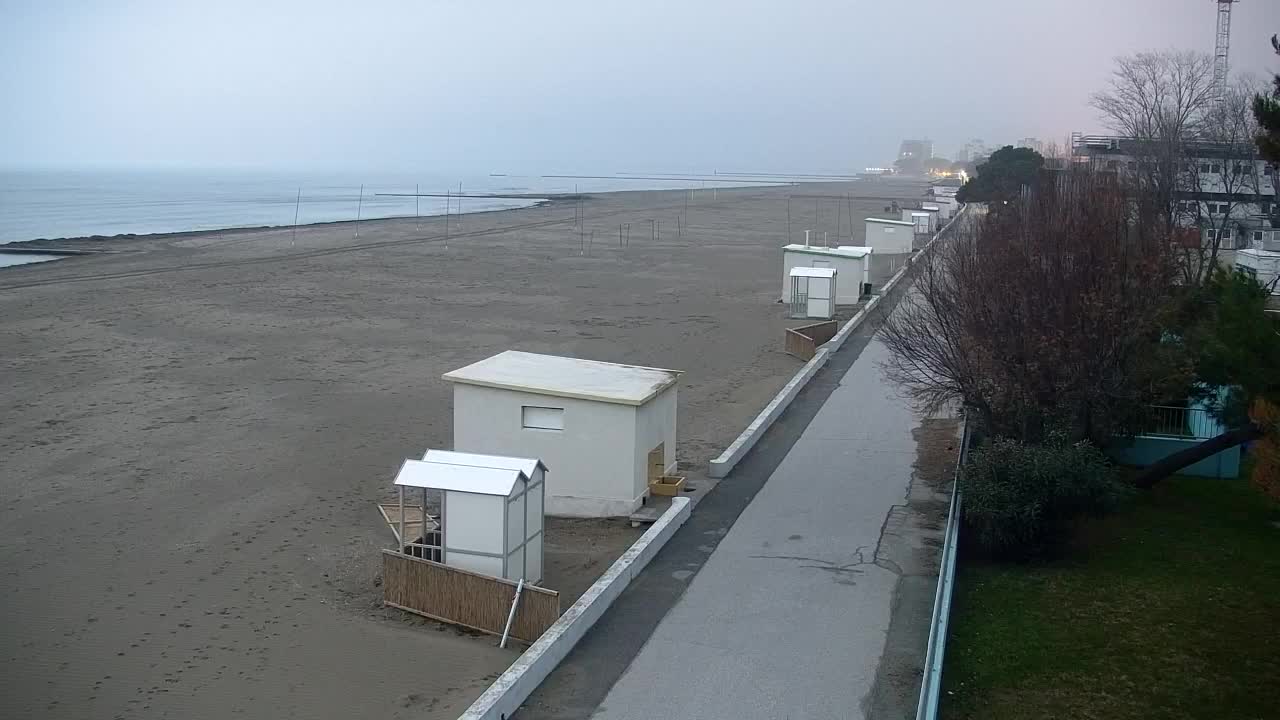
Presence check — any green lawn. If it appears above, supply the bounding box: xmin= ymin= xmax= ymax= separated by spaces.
xmin=942 ymin=475 xmax=1280 ymax=720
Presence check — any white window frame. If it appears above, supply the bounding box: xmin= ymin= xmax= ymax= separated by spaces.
xmin=521 ymin=406 xmax=565 ymax=431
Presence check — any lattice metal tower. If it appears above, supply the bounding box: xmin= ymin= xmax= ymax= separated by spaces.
xmin=1213 ymin=1 xmax=1238 ymax=98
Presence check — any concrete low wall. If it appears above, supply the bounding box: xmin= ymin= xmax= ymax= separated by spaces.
xmin=458 ymin=496 xmax=692 ymax=720
xmin=707 ymin=205 xmax=969 ymax=480
xmin=1109 ymin=436 xmax=1241 ymax=479
xmin=708 ymin=348 xmax=831 ymax=478
xmin=706 ymin=204 xmax=962 ymax=479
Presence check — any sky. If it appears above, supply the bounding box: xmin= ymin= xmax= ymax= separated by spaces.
xmin=1 ymin=0 xmax=1278 ymax=175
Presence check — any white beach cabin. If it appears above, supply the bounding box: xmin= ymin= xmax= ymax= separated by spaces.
xmin=922 ymin=202 xmax=947 ymax=221
xmin=788 ymin=266 xmax=837 ymax=319
xmin=392 ymin=451 xmax=546 ymax=584
xmin=864 ymin=218 xmax=916 ymax=255
xmin=444 ymin=351 xmax=681 ymax=518
xmin=780 ymin=244 xmax=871 ymax=304
xmin=902 ymin=208 xmax=938 ymax=234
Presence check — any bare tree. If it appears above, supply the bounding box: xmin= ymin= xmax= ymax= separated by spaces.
xmin=881 ymin=168 xmax=1185 ymax=445
xmin=1090 ymin=51 xmax=1217 ymax=211
xmin=1175 ymin=77 xmax=1267 ymax=283
xmin=1091 ymin=51 xmax=1270 ymax=285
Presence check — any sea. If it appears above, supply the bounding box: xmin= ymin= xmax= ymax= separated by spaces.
xmin=0 ymin=168 xmax=750 ymax=266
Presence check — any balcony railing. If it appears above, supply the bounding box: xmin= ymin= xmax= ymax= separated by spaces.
xmin=1142 ymin=405 xmax=1222 ymax=440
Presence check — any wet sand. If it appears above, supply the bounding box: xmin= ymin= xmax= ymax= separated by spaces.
xmin=0 ymin=178 xmax=928 ymax=719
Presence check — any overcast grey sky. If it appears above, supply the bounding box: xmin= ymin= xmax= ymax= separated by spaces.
xmin=2 ymin=0 xmax=1278 ymax=174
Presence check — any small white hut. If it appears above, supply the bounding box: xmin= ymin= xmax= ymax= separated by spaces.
xmin=864 ymin=218 xmax=916 ymax=254
xmin=444 ymin=351 xmax=681 ymax=518
xmin=902 ymin=208 xmax=939 ymax=234
xmin=788 ymin=266 xmax=836 ymax=319
xmin=392 ymin=451 xmax=546 ymax=583
xmin=780 ymin=244 xmax=871 ymax=304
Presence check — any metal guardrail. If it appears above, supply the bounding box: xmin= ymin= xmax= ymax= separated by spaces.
xmin=915 ymin=415 xmax=970 ymax=720
xmin=1143 ymin=405 xmax=1218 ymax=440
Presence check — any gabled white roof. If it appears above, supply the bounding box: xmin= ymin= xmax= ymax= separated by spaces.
xmin=394 ymin=458 xmax=526 ymax=496
xmin=782 ymin=243 xmax=871 ymax=258
xmin=443 ymin=350 xmax=681 ymax=406
xmin=790 ymin=266 xmax=837 ymax=278
xmin=865 ymin=218 xmax=915 ymax=227
xmin=422 ymin=449 xmax=547 ymax=477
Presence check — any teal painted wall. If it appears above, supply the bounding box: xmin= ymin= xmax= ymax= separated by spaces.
xmin=1109 ymin=436 xmax=1241 ymax=479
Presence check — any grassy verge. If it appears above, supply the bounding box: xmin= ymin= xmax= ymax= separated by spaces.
xmin=942 ymin=475 xmax=1280 ymax=720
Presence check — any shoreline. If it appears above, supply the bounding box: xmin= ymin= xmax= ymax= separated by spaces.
xmin=2 ymin=195 xmax=564 ymax=250
xmin=1 ymin=181 xmax=795 ymax=250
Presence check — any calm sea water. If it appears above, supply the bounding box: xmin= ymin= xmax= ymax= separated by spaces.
xmin=0 ymin=169 xmax=742 ymax=245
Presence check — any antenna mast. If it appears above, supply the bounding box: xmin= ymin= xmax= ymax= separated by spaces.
xmin=1213 ymin=1 xmax=1237 ymax=99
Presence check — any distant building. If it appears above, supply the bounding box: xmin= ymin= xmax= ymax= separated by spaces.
xmin=1071 ymin=133 xmax=1278 ymax=275
xmin=961 ymin=138 xmax=989 ymax=164
xmin=898 ymin=139 xmax=934 ymax=163
xmin=1017 ymin=137 xmax=1045 ymax=154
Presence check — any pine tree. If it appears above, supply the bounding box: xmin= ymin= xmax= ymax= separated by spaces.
xmin=1254 ymin=35 xmax=1280 ymax=163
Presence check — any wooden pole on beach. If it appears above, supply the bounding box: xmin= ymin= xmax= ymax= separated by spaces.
xmin=355 ymin=183 xmax=364 ymax=238
xmin=415 ymin=183 xmax=420 ymax=231
xmin=292 ymin=187 xmax=301 ymax=247
xmin=444 ymin=188 xmax=450 ymax=248
xmin=847 ymin=193 xmax=854 ymax=243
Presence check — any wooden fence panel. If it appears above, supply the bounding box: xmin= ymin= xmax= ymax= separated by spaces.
xmin=382 ymin=550 xmax=560 ymax=643
xmin=785 ymin=320 xmax=838 ymax=360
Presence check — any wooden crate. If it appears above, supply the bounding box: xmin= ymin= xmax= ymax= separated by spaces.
xmin=649 ymin=475 xmax=686 ymax=496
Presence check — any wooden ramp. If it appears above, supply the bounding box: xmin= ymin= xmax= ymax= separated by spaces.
xmin=377 ymin=503 xmax=440 ymax=546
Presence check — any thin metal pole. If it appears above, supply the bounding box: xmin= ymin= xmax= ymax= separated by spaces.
xmin=444 ymin=188 xmax=450 ymax=248
xmin=499 ymin=578 xmax=525 ymax=649
xmin=787 ymin=195 xmax=792 ymax=244
xmin=291 ymin=187 xmax=301 ymax=247
xmin=355 ymin=183 xmax=364 ymax=238
xmin=848 ymin=193 xmax=854 ymax=243
xmin=415 ymin=183 xmax=420 ymax=231
xmin=398 ymin=486 xmax=406 ymax=552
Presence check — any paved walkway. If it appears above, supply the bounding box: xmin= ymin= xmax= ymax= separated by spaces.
xmin=591 ymin=335 xmax=941 ymax=720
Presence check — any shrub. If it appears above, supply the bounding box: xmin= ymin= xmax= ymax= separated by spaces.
xmin=961 ymin=434 xmax=1128 ymax=558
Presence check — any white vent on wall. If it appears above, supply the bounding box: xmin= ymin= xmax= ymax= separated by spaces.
xmin=522 ymin=406 xmax=564 ymax=431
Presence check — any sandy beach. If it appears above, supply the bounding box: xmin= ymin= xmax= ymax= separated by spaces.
xmin=0 ymin=178 xmax=927 ymax=719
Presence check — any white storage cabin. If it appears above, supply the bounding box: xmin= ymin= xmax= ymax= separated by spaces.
xmin=392 ymin=451 xmax=546 ymax=584
xmin=864 ymin=218 xmax=916 ymax=255
xmin=902 ymin=208 xmax=938 ymax=234
xmin=788 ymin=267 xmax=837 ymax=319
xmin=780 ymin=244 xmax=871 ymax=304
xmin=444 ymin=351 xmax=681 ymax=518
xmin=922 ymin=202 xmax=948 ymax=221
